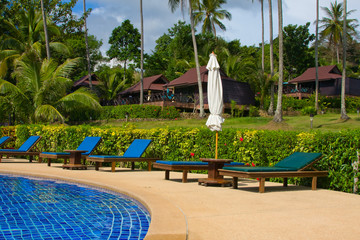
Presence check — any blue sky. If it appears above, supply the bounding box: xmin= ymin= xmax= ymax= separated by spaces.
xmin=66 ymin=0 xmax=360 ymax=56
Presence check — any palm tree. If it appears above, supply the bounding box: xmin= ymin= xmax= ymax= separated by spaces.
xmin=340 ymin=0 xmax=349 ymax=120
xmin=267 ymin=0 xmax=275 ymax=115
xmin=98 ymin=73 xmax=128 ymax=105
xmin=319 ymin=1 xmax=358 ymax=63
xmin=0 ymin=7 xmax=68 ymax=77
xmin=140 ymin=0 xmax=144 ymax=105
xmin=0 ymin=57 xmax=101 ymax=123
xmin=315 ymin=0 xmax=319 ymax=111
xmin=40 ymin=0 xmax=50 ymax=59
xmin=273 ymin=0 xmax=283 ymax=122
xmin=83 ymin=0 xmax=92 ymax=89
xmin=192 ymin=0 xmax=231 ymax=38
xmin=169 ymin=0 xmax=205 ymax=117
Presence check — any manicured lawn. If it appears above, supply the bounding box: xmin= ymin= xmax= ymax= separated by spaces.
xmin=91 ymin=113 xmax=360 ymax=132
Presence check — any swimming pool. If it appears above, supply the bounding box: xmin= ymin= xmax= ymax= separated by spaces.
xmin=0 ymin=174 xmax=150 ymax=240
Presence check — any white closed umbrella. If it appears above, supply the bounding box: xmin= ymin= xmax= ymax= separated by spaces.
xmin=206 ymin=52 xmax=224 ymax=159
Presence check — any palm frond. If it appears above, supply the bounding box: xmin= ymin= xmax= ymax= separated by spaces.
xmin=56 ymin=88 xmax=101 ymax=112
xmin=53 ymin=58 xmax=80 ymax=78
xmin=34 ymin=104 xmax=65 ymax=123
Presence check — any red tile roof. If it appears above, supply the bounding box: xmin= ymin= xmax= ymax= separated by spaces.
xmin=166 ymin=66 xmax=231 ymax=87
xmin=288 ymin=65 xmax=342 ymax=83
xmin=73 ymin=73 xmax=101 ymax=87
xmin=120 ymin=74 xmax=169 ymax=94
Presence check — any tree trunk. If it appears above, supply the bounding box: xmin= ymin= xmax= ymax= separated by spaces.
xmin=189 ymin=0 xmax=205 ymax=117
xmin=83 ymin=0 xmax=92 ymax=89
xmin=336 ymin=43 xmax=340 ymax=64
xmin=40 ymin=0 xmax=51 ymax=59
xmin=123 ymin=60 xmax=127 ymax=82
xmin=140 ymin=0 xmax=144 ymax=105
xmin=261 ymin=0 xmax=264 ymax=73
xmin=267 ymin=0 xmax=274 ymax=116
xmin=315 ymin=0 xmax=319 ymax=111
xmin=341 ymin=0 xmax=349 ymax=119
xmin=273 ymin=0 xmax=283 ymax=122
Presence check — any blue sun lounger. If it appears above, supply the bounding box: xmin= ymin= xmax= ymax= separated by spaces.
xmin=153 ymin=160 xmax=245 ymax=183
xmin=39 ymin=136 xmax=102 ymax=167
xmin=87 ymin=139 xmax=160 ymax=172
xmin=0 ymin=136 xmax=11 ymax=148
xmin=218 ymin=152 xmax=328 ymax=193
xmin=0 ymin=136 xmax=42 ymax=162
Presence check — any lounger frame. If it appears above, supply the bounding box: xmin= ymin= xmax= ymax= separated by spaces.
xmin=219 ymin=157 xmax=328 ymax=193
xmin=0 ymin=136 xmax=42 ymax=163
xmin=88 ymin=157 xmax=160 ymax=172
xmin=153 ymin=162 xmax=209 ymax=183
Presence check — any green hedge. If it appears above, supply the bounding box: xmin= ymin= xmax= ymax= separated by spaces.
xmin=1 ymin=125 xmax=359 ymax=194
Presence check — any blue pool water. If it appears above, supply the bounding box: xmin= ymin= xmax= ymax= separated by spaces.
xmin=0 ymin=174 xmax=150 ymax=240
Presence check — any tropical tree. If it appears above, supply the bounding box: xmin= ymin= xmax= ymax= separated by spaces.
xmin=192 ymin=0 xmax=231 ymax=39
xmin=267 ymin=0 xmax=275 ymax=115
xmin=273 ymin=0 xmax=283 ymax=122
xmin=0 ymin=7 xmax=68 ymax=78
xmin=107 ymin=20 xmax=141 ymax=82
xmin=140 ymin=0 xmax=144 ymax=105
xmin=169 ymin=0 xmax=205 ymax=117
xmin=319 ymin=0 xmax=358 ymax=63
xmin=315 ymin=0 xmax=319 ymax=111
xmin=340 ymin=0 xmax=349 ymax=120
xmin=40 ymin=0 xmax=50 ymax=59
xmin=0 ymin=57 xmax=101 ymax=123
xmin=97 ymin=72 xmax=128 ymax=106
xmin=83 ymin=0 xmax=92 ymax=89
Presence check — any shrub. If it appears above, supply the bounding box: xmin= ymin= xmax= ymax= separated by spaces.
xmin=301 ymin=106 xmax=317 ymax=116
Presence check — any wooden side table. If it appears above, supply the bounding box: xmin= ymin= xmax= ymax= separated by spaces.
xmin=198 ymin=158 xmax=233 ymax=187
xmin=62 ymin=150 xmax=87 ymax=170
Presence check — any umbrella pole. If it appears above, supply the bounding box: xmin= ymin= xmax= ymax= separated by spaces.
xmin=215 ymin=131 xmax=218 ymax=159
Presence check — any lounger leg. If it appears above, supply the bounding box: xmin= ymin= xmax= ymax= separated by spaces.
xmin=182 ymin=170 xmax=188 ymax=183
xmin=283 ymin=177 xmax=288 ymax=187
xmin=38 ymin=157 xmax=42 ymax=163
xmin=312 ymin=177 xmax=317 ymax=190
xmin=131 ymin=162 xmax=135 ymax=170
xmin=95 ymin=162 xmax=100 ymax=171
xmin=259 ymin=178 xmax=265 ymax=193
xmin=0 ymin=156 xmax=2 ymax=163
xmin=147 ymin=161 xmax=152 ymax=171
xmin=232 ymin=177 xmax=238 ymax=189
xmin=165 ymin=170 xmax=170 ymax=180
xmin=29 ymin=156 xmax=33 ymax=163
xmin=47 ymin=159 xmax=51 ymax=167
xmin=111 ymin=162 xmax=116 ymax=172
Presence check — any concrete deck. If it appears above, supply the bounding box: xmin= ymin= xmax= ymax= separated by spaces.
xmin=1 ymin=158 xmax=360 ymax=240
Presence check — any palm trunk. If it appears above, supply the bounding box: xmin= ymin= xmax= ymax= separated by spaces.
xmin=123 ymin=60 xmax=127 ymax=82
xmin=261 ymin=0 xmax=264 ymax=73
xmin=336 ymin=43 xmax=340 ymax=64
xmin=40 ymin=0 xmax=51 ymax=59
xmin=189 ymin=0 xmax=205 ymax=117
xmin=341 ymin=0 xmax=349 ymax=119
xmin=273 ymin=0 xmax=283 ymax=122
xmin=140 ymin=0 xmax=144 ymax=105
xmin=268 ymin=0 xmax=274 ymax=115
xmin=83 ymin=0 xmax=92 ymax=89
xmin=315 ymin=0 xmax=319 ymax=111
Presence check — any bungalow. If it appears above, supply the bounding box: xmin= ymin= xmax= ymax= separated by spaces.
xmin=117 ymin=74 xmax=169 ymax=104
xmin=163 ymin=66 xmax=255 ymax=111
xmin=286 ymin=65 xmax=360 ymax=99
xmin=72 ymin=73 xmax=101 ymax=90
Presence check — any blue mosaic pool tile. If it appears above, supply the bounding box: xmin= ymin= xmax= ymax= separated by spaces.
xmin=0 ymin=174 xmax=151 ymax=240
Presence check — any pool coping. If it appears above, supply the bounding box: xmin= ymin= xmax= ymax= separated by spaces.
xmin=0 ymin=168 xmax=188 ymax=240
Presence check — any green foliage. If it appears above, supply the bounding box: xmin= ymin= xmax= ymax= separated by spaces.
xmin=2 ymin=125 xmax=360 ymax=194
xmin=301 ymin=106 xmax=317 ymax=116
xmin=249 ymin=106 xmax=259 ymax=117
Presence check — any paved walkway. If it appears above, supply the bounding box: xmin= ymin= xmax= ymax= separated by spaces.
xmin=1 ymin=158 xmax=360 ymax=240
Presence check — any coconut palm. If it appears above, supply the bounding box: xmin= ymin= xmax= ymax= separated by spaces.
xmin=0 ymin=56 xmax=101 ymax=123
xmin=83 ymin=0 xmax=92 ymax=89
xmin=319 ymin=1 xmax=358 ymax=63
xmin=40 ymin=0 xmax=50 ymax=59
xmin=340 ymin=0 xmax=349 ymax=120
xmin=192 ymin=0 xmax=231 ymax=38
xmin=97 ymin=72 xmax=128 ymax=106
xmin=169 ymin=0 xmax=205 ymax=117
xmin=315 ymin=0 xmax=319 ymax=111
xmin=0 ymin=7 xmax=68 ymax=77
xmin=273 ymin=0 xmax=283 ymax=122
xmin=140 ymin=0 xmax=144 ymax=105
xmin=267 ymin=0 xmax=275 ymax=116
